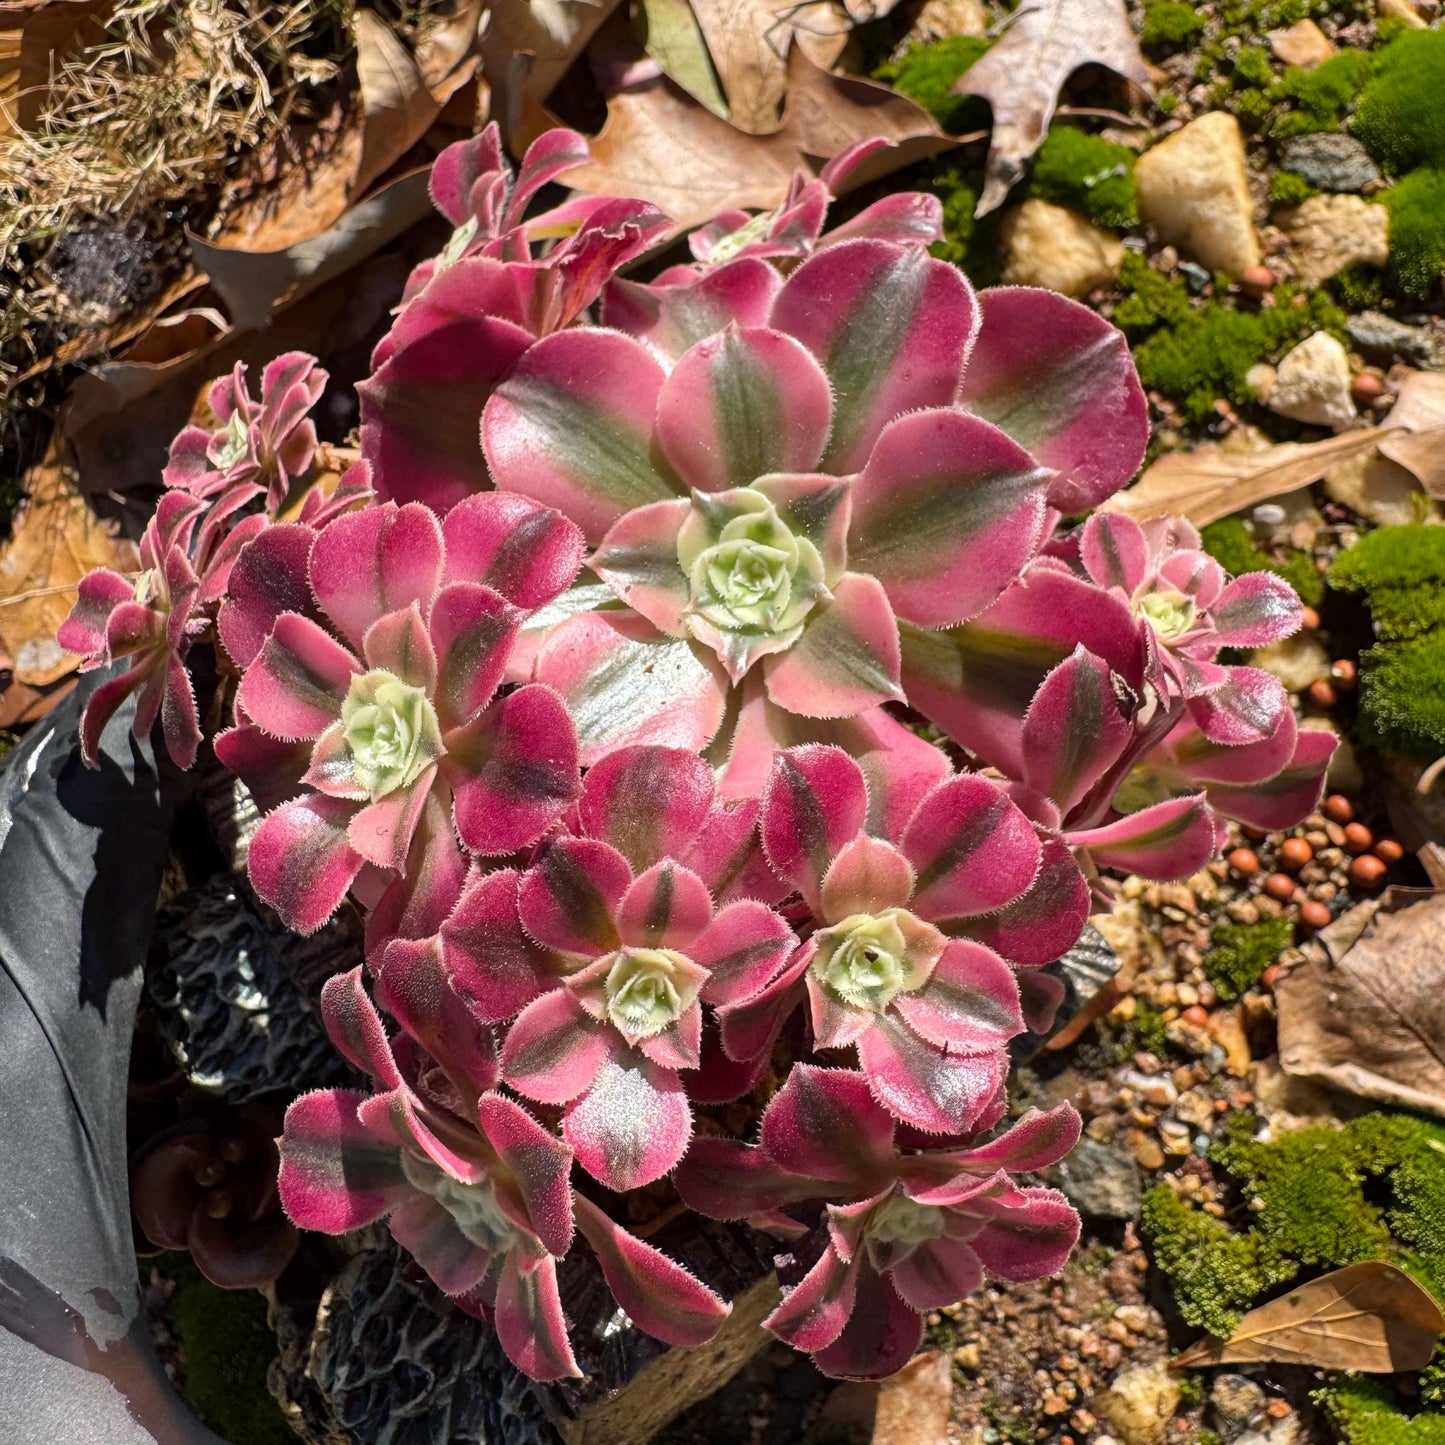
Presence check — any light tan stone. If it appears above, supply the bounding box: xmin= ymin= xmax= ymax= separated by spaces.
xmin=1100 ymin=1362 xmax=1183 ymax=1445
xmin=1283 ymin=193 xmax=1389 ymax=287
xmin=1325 ymin=450 xmax=1426 ymax=526
xmin=1268 ymin=331 xmax=1356 ymax=431
xmin=1268 ymin=19 xmax=1336 ymax=67
xmin=1376 ymin=0 xmax=1428 ymax=28
xmin=910 ymin=0 xmax=988 ymax=39
xmin=999 ymin=199 xmax=1125 ymax=296
xmin=1253 ymin=633 xmax=1332 ymax=692
xmin=1135 ymin=112 xmax=1261 ymax=277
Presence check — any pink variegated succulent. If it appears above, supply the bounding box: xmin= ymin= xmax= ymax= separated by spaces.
xmin=486 ymin=746 xmax=795 ymax=1191
xmin=215 ymin=493 xmax=586 ymax=932
xmin=676 ymin=1066 xmax=1080 ymax=1378
xmin=279 ymin=966 xmax=727 ymax=1380
xmin=719 ymin=745 xmax=1089 ymax=1134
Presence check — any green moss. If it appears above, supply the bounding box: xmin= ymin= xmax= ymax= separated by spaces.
xmin=1330 ymin=262 xmax=1387 ymax=311
xmin=1353 ymin=30 xmax=1445 ymax=174
xmin=160 ymin=1256 xmax=292 ymax=1445
xmin=1317 ymin=1376 xmax=1445 ymax=1445
xmin=1235 ymin=44 xmax=1277 ymax=88
xmin=1268 ymin=49 xmax=1373 ymax=137
xmin=1270 ymin=169 xmax=1319 ymax=205
xmin=1141 ymin=1184 xmax=1296 ymax=1337
xmin=1141 ymin=0 xmax=1204 ymax=48
xmin=1203 ymin=917 xmax=1294 ymax=1002
xmin=1156 ymin=91 xmax=1180 ymax=117
xmin=1203 ymin=517 xmax=1325 ymax=609
xmin=1029 ymin=125 xmax=1139 ymax=228
xmin=874 ymin=35 xmax=992 ymax=134
xmin=1114 ymin=252 xmax=1194 ymax=334
xmin=1381 ymin=167 xmax=1445 ymax=300
xmin=1329 ymin=525 xmax=1445 ymax=758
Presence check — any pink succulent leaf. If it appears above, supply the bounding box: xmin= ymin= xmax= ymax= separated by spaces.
xmin=496 ymin=1251 xmax=581 ymax=1380
xmin=563 ymin=1048 xmax=692 ymax=1191
xmin=967 ymin=1187 xmax=1080 ymax=1281
xmin=716 ymin=949 xmax=808 ymax=1061
xmin=848 ymin=409 xmax=1050 ymax=629
xmin=1201 ymin=726 xmax=1335 ymax=831
xmin=692 ymin=899 xmax=795 ymax=1006
xmin=427 ymin=581 xmax=520 ymax=728
xmin=1078 ymin=513 xmax=1150 ymax=594
xmin=358 ymin=312 xmax=532 ymax=512
xmin=363 ymin=603 xmax=438 ymax=692
xmin=277 ymin=1089 xmax=410 ymax=1232
xmin=764 ymin=1244 xmax=860 ymax=1353
xmin=764 ymin=572 xmax=904 ymax=718
xmin=823 ymin=193 xmax=945 ymax=250
xmin=319 ymin=967 xmax=403 ymax=1089
xmin=196 ymin=512 xmax=268 ymax=606
xmin=518 ymin=835 xmax=631 ymax=955
xmin=249 ymin=793 xmax=366 ymax=933
xmin=162 ymin=660 xmax=202 ymax=770
xmin=503 ymin=125 xmax=590 ymax=227
xmin=959 ymin=836 xmax=1091 ymax=967
xmin=535 ymin=202 xmax=675 ymax=333
xmin=923 ymin=1105 xmax=1081 ymax=1195
xmin=655 ymin=327 xmax=834 ymax=493
xmin=858 ymin=1014 xmax=1008 ymax=1134
xmin=535 ymin=611 xmax=727 ymax=764
xmin=1019 ymin=646 xmax=1136 ymax=815
xmin=1161 ymin=708 xmax=1299 ymax=787
xmin=76 ymin=669 xmax=145 ymax=767
xmin=1069 ymin=793 xmax=1217 ymax=881
xmin=389 ymin=1194 xmax=493 ymax=1295
xmin=440 ymin=491 xmax=586 ymax=610
xmin=310 ymin=501 xmax=445 ymax=653
xmin=771 ymin=240 xmax=978 ymax=474
xmin=893 ymin=940 xmax=1024 ymax=1052
xmin=762 ymin=1065 xmax=897 ymax=1188
xmin=348 ymin=767 xmax=435 ymax=871
xmin=819 ymin=834 xmax=915 ymax=921
xmin=374 ymin=937 xmax=501 ymax=1100
xmin=1017 ymin=967 xmax=1068 ymax=1036
xmin=761 ymin=745 xmax=869 ymax=907
xmin=503 ymin=986 xmax=612 ymax=1105
xmin=615 ymin=861 xmax=713 ymax=948
xmin=217 ymin=523 xmax=318 ymax=669
xmin=812 ymin=1257 xmax=924 ymax=1380
xmin=673 ymin=1135 xmax=828 ymax=1219
xmin=959 ymin=288 xmax=1148 ymax=514
xmin=684 ymin=797 xmax=788 ymax=906
xmin=602 ymin=257 xmax=783 ymax=360
xmin=476 ymin=1092 xmax=575 ymax=1258
xmin=903 ymin=775 xmax=1042 ymax=922
xmin=237 ymin=612 xmax=358 ymax=740
xmin=572 ymin=1191 xmax=731 ymax=1346
xmin=482 ymin=328 xmax=677 ymax=544
xmin=1188 ymin=666 xmax=1291 ymax=747
xmin=428 ymin=124 xmax=505 ymax=225
xmin=579 ymin=744 xmax=717 ymax=873
xmin=388 ymin=258 xmax=528 ymax=349
xmin=1207 ymin=571 xmax=1303 ymax=648
xmin=589 ymin=499 xmax=693 ymax=637
xmin=888 ymin=1232 xmax=985 ymax=1313
xmin=442 ymin=869 xmax=554 ymax=1022
xmin=213 ymin=720 xmax=312 ymax=812
xmin=366 ymin=792 xmax=470 ymax=955
xmin=58 ymin=570 xmax=137 ymax=657
xmin=359 ymin=1087 xmax=488 ymax=1184
xmin=447 ymin=683 xmax=580 ymax=854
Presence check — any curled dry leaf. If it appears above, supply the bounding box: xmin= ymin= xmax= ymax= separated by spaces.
xmin=956 ymin=0 xmax=1151 ymax=215
xmin=1277 ymin=888 xmax=1445 ymax=1118
xmin=1175 ymin=1261 xmax=1445 ymax=1372
xmin=1380 ymin=371 xmax=1445 ymax=498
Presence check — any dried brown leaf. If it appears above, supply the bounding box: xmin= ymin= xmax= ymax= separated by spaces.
xmin=957 ymin=0 xmax=1150 ymax=214
xmin=0 ymin=0 xmax=111 ymax=138
xmin=1174 ymin=1262 xmax=1445 ymax=1372
xmin=872 ymin=1349 xmax=951 ymax=1444
xmin=1380 ymin=371 xmax=1445 ymax=497
xmin=559 ymin=46 xmax=943 ymax=230
xmin=353 ymin=10 xmax=441 ymax=196
xmin=0 ymin=447 xmax=139 ymax=688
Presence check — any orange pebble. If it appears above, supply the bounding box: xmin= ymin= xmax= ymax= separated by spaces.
xmin=1343 ymin=822 xmax=1374 ymax=854
xmin=1181 ymin=1005 xmax=1210 ymax=1027
xmin=1278 ymin=837 xmax=1313 ymax=871
xmin=1228 ymin=847 xmax=1260 ymax=876
xmin=1349 ymin=854 xmax=1387 ymax=888
xmin=1264 ymin=872 xmax=1297 ymax=902
xmin=1300 ymin=606 xmax=1321 ymax=631
xmin=1299 ymin=900 xmax=1332 ymax=931
xmin=1373 ymin=838 xmax=1405 ymax=865
xmin=1330 ymin=658 xmax=1357 ymax=690
xmin=1261 ymin=964 xmax=1282 ymax=992
xmin=1322 ymin=794 xmax=1354 ymax=825
xmin=1309 ymin=679 xmax=1338 ymax=709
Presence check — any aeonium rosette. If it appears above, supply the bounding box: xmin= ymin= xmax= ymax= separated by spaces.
xmin=448 ymin=745 xmax=796 ymax=1192
xmin=214 ymin=492 xmax=587 ymax=932
xmin=279 ymin=965 xmax=728 ymax=1380
xmin=675 ymin=1066 xmax=1080 ymax=1379
xmin=716 ymin=745 xmax=1093 ymax=1134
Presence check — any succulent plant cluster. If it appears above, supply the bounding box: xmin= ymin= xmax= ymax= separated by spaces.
xmin=61 ymin=124 xmax=1332 ymax=1386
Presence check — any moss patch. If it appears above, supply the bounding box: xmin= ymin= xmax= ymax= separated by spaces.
xmin=1268 ymin=49 xmax=1373 ymax=137
xmin=873 ymin=35 xmax=992 ymax=134
xmin=1030 ymin=126 xmax=1139 ymax=229
xmin=1141 ymin=0 xmax=1204 ymax=49
xmin=1203 ymin=917 xmax=1293 ymax=1002
xmin=1380 ymin=167 xmax=1445 ymax=300
xmin=1353 ymin=30 xmax=1445 ymax=175
xmin=1329 ymin=525 xmax=1445 ymax=759
xmin=1318 ymin=1376 xmax=1445 ymax=1445
xmin=1270 ymin=169 xmax=1319 ymax=206
xmin=159 ymin=1255 xmax=292 ymax=1445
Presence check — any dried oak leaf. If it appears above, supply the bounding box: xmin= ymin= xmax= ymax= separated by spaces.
xmin=1380 ymin=371 xmax=1445 ymax=498
xmin=1175 ymin=1261 xmax=1445 ymax=1372
xmin=1277 ymin=887 xmax=1445 ymax=1118
xmin=556 ymin=45 xmax=944 ymax=230
xmin=956 ymin=0 xmax=1151 ymax=215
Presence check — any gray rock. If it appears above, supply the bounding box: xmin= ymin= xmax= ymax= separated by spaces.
xmin=1347 ymin=311 xmax=1445 ymax=370
xmin=1279 ymin=134 xmax=1381 ymax=192
xmin=1210 ymin=1373 xmax=1266 ymax=1440
xmin=1051 ymin=1138 xmax=1142 ymax=1220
